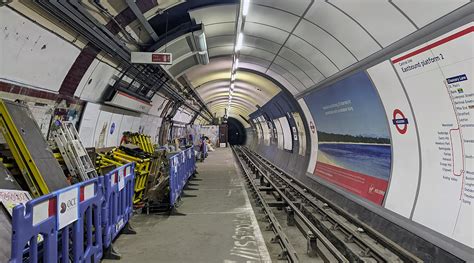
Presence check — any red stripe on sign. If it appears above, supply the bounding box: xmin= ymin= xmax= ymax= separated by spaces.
xmin=48 ymin=198 xmax=56 ymax=217
xmin=116 ymin=91 xmax=152 ymax=106
xmin=80 ymin=186 xmax=85 ymax=202
xmin=392 ymin=26 xmax=474 ymax=63
xmin=123 ymin=168 xmax=127 ymax=177
xmin=115 ymin=172 xmax=118 ymax=185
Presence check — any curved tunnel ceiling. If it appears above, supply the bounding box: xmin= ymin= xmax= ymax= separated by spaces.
xmin=150 ymin=0 xmax=470 ymax=124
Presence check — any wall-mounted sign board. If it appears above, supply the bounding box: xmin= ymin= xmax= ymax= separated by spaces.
xmin=131 ymin=52 xmax=173 ymax=65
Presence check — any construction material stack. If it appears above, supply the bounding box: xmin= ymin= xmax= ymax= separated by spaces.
xmin=97 ymin=132 xmax=160 ymax=207
xmin=0 ymin=100 xmax=68 ymax=197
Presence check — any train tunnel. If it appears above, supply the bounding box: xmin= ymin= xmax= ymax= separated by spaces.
xmin=0 ymin=1 xmax=472 ymax=262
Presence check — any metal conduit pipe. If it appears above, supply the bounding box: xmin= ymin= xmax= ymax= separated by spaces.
xmin=36 ymin=0 xmax=210 ymax=120
xmin=125 ymin=0 xmax=159 ymax=42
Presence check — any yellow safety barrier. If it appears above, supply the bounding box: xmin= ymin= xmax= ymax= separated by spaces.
xmin=96 ymin=148 xmax=152 ymax=205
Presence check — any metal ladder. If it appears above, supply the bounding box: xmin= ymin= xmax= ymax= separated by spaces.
xmin=52 ymin=121 xmax=98 ymax=181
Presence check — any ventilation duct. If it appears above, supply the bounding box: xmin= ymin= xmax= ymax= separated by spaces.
xmin=193 ymin=29 xmax=209 ymax=65
xmin=196 ymin=51 xmax=209 ymax=65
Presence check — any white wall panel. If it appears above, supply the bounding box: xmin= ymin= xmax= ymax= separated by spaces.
xmin=207 ymin=35 xmax=235 ymax=49
xmin=240 ymin=56 xmax=271 ymax=69
xmin=245 ymin=23 xmax=289 ymax=45
xmin=118 ymin=115 xmax=135 ymax=140
xmin=298 ymin=99 xmax=318 ymax=173
xmin=78 ymin=102 xmax=161 ymax=148
xmin=331 ymin=0 xmax=416 ymax=47
xmin=139 ymin=114 xmax=150 ymax=134
xmin=367 ymin=61 xmax=420 ymax=218
xmin=269 ymin=64 xmax=306 ymax=92
xmin=245 ymin=35 xmax=281 ymax=54
xmin=147 ymin=116 xmax=163 ymax=143
xmin=274 ymin=57 xmax=314 ymax=88
xmin=75 ymin=60 xmax=119 ymax=102
xmin=393 ymin=0 xmax=469 ymax=28
xmin=148 ymin=95 xmax=167 ymax=117
xmin=75 ymin=59 xmax=100 ymax=97
xmin=247 ymin=5 xmax=299 ymax=32
xmin=208 ymin=46 xmax=234 ymax=57
xmin=106 ymin=113 xmax=123 ymax=147
xmin=130 ymin=116 xmax=142 ymax=133
xmin=294 ymin=20 xmax=356 ymax=70
xmin=240 ymin=46 xmax=275 ymax=62
xmin=93 ymin=111 xmax=112 ymax=148
xmin=189 ymin=4 xmax=236 ymax=25
xmin=305 ymin=1 xmax=381 ymax=60
xmin=78 ymin=103 xmax=101 ymax=147
xmin=280 ymin=47 xmax=324 ymax=83
xmin=286 ymin=36 xmax=339 ymax=77
xmin=252 ymin=0 xmax=311 ymax=16
xmin=203 ymin=23 xmax=235 ymax=38
xmin=0 ymin=8 xmax=79 ymax=92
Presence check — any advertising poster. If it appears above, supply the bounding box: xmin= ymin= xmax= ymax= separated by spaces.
xmin=279 ymin=116 xmax=293 ymax=151
xmin=261 ymin=120 xmax=270 ymax=146
xmin=273 ymin=118 xmax=284 ymax=150
xmin=292 ymin=112 xmax=306 ymax=156
xmin=391 ymin=23 xmax=473 ymax=247
xmin=305 ymin=72 xmax=391 ymax=205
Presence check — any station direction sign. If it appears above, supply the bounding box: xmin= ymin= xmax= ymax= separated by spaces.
xmin=131 ymin=52 xmax=173 ymax=65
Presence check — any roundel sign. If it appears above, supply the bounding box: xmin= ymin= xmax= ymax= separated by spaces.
xmin=392 ymin=109 xmax=408 ymax=134
xmin=110 ymin=123 xmax=116 ymax=135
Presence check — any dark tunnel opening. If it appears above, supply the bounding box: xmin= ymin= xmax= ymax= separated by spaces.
xmin=227 ymin=117 xmax=246 ymax=145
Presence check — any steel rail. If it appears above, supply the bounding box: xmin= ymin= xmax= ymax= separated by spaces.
xmin=232 ymin=147 xmax=299 ymax=262
xmin=242 ymin=146 xmax=423 ymax=263
xmin=235 ymin=146 xmax=349 ymax=262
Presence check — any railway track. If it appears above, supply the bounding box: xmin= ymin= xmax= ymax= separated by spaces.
xmin=232 ymin=145 xmax=422 ymax=263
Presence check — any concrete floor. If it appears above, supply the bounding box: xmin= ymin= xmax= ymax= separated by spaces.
xmin=105 ymin=148 xmax=271 ymax=263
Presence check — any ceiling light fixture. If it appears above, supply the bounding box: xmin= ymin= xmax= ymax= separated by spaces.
xmin=226 ymin=0 xmax=247 ymax=119
xmin=235 ymin=33 xmax=244 ymax=51
xmin=243 ymin=0 xmax=250 ymax=16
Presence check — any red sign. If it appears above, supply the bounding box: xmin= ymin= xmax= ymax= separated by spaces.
xmin=151 ymin=53 xmax=172 ymax=63
xmin=131 ymin=52 xmax=173 ymax=65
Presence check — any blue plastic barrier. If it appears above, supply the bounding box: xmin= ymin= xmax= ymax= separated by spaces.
xmin=169 ymin=148 xmax=196 ymax=206
xmin=102 ymin=163 xmax=135 ymax=249
xmin=10 ymin=177 xmax=103 ymax=263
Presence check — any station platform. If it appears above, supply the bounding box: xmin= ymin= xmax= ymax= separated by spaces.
xmin=105 ymin=148 xmax=271 ymax=263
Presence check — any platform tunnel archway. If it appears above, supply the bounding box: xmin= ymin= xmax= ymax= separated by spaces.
xmin=0 ymin=1 xmax=473 ymax=262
